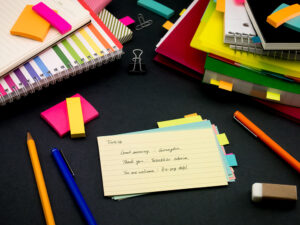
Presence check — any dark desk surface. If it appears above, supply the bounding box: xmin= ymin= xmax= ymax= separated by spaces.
xmin=0 ymin=1 xmax=299 ymax=224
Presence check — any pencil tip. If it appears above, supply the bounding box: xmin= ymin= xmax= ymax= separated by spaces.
xmin=27 ymin=132 xmax=33 ymax=140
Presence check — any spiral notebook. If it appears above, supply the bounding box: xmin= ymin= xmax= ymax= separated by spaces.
xmin=0 ymin=15 xmax=123 ymax=105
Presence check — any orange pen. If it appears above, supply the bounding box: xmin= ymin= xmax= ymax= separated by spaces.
xmin=233 ymin=111 xmax=300 ymax=173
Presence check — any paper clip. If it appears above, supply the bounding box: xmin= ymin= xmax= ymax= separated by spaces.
xmin=135 ymin=13 xmax=153 ymax=30
xmin=128 ymin=49 xmax=146 ymax=74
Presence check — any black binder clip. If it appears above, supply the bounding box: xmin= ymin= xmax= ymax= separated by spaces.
xmin=128 ymin=49 xmax=147 ymax=74
xmin=135 ymin=13 xmax=153 ymax=30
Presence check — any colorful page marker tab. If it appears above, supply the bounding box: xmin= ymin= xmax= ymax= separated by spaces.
xmin=210 ymin=79 xmax=220 ymax=86
xmin=184 ymin=113 xmax=199 ymax=118
xmin=251 ymin=36 xmax=261 ymax=43
xmin=179 ymin=9 xmax=186 ymax=16
xmin=226 ymin=154 xmax=238 ymax=167
xmin=162 ymin=20 xmax=173 ymax=30
xmin=41 ymin=94 xmax=98 ymax=137
xmin=216 ymin=0 xmax=225 ymax=13
xmin=217 ymin=133 xmax=229 ymax=145
xmin=266 ymin=91 xmax=281 ymax=101
xmin=272 ymin=3 xmax=300 ymax=32
xmin=10 ymin=5 xmax=51 ymax=41
xmin=119 ymin=16 xmax=135 ymax=26
xmin=267 ymin=4 xmax=300 ymax=28
xmin=219 ymin=80 xmax=233 ymax=91
xmin=33 ymin=2 xmax=72 ymax=34
xmin=157 ymin=116 xmax=203 ymax=128
xmin=137 ymin=0 xmax=174 ymax=19
xmin=234 ymin=0 xmax=244 ymax=4
xmin=66 ymin=97 xmax=86 ymax=138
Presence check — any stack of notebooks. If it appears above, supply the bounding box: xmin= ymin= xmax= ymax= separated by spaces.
xmin=97 ymin=113 xmax=237 ymax=200
xmin=155 ymin=0 xmax=300 ymax=123
xmin=0 ymin=0 xmax=125 ymax=105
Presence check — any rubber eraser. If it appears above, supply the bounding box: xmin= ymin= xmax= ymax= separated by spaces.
xmin=252 ymin=183 xmax=297 ymax=202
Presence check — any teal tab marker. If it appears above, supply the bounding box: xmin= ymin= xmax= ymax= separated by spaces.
xmin=226 ymin=154 xmax=238 ymax=167
xmin=251 ymin=36 xmax=261 ymax=43
xmin=272 ymin=3 xmax=300 ymax=32
xmin=137 ymin=0 xmax=174 ymax=19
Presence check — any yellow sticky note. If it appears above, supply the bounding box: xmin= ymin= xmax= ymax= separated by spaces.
xmin=157 ymin=116 xmax=203 ymax=128
xmin=10 ymin=5 xmax=52 ymax=41
xmin=216 ymin=0 xmax=225 ymax=13
xmin=219 ymin=80 xmax=233 ymax=91
xmin=184 ymin=113 xmax=199 ymax=118
xmin=179 ymin=9 xmax=186 ymax=16
xmin=266 ymin=91 xmax=281 ymax=101
xmin=66 ymin=97 xmax=86 ymax=138
xmin=162 ymin=20 xmax=173 ymax=30
xmin=217 ymin=133 xmax=229 ymax=146
xmin=210 ymin=79 xmax=220 ymax=86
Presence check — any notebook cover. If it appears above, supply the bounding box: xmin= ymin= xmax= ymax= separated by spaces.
xmin=155 ymin=0 xmax=209 ymax=75
xmin=245 ymin=0 xmax=300 ymax=50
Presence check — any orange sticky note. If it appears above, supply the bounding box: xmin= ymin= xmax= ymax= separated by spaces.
xmin=219 ymin=80 xmax=233 ymax=91
xmin=216 ymin=0 xmax=225 ymax=13
xmin=10 ymin=5 xmax=52 ymax=41
xmin=267 ymin=4 xmax=300 ymax=28
xmin=184 ymin=113 xmax=199 ymax=118
xmin=162 ymin=20 xmax=173 ymax=30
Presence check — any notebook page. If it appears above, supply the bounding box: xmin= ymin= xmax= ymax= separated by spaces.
xmin=0 ymin=0 xmax=90 ymax=76
xmin=97 ymin=128 xmax=228 ymax=196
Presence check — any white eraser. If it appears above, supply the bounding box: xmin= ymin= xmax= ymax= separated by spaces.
xmin=252 ymin=183 xmax=263 ymax=202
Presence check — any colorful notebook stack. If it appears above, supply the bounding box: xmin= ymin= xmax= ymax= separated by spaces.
xmin=155 ymin=0 xmax=300 ymax=123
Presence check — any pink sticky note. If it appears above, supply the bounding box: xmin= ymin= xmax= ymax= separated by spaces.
xmin=32 ymin=2 xmax=72 ymax=34
xmin=235 ymin=0 xmax=245 ymax=4
xmin=82 ymin=0 xmax=111 ymax=14
xmin=119 ymin=16 xmax=135 ymax=26
xmin=41 ymin=94 xmax=99 ymax=137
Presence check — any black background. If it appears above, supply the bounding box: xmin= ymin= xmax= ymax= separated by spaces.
xmin=0 ymin=1 xmax=299 ymax=225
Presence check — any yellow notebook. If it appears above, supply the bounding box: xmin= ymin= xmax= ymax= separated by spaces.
xmin=190 ymin=1 xmax=300 ymax=79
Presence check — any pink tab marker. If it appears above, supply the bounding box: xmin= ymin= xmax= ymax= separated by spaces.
xmin=119 ymin=16 xmax=135 ymax=26
xmin=32 ymin=2 xmax=72 ymax=34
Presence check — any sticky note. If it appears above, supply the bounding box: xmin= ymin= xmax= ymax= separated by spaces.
xmin=184 ymin=113 xmax=199 ymax=118
xmin=179 ymin=9 xmax=186 ymax=16
xmin=210 ymin=79 xmax=220 ymax=86
xmin=267 ymin=4 xmax=300 ymax=28
xmin=272 ymin=3 xmax=300 ymax=32
xmin=226 ymin=154 xmax=238 ymax=167
xmin=217 ymin=133 xmax=229 ymax=145
xmin=162 ymin=20 xmax=173 ymax=30
xmin=10 ymin=5 xmax=51 ymax=41
xmin=251 ymin=36 xmax=261 ymax=43
xmin=157 ymin=116 xmax=203 ymax=128
xmin=219 ymin=80 xmax=233 ymax=91
xmin=266 ymin=91 xmax=281 ymax=101
xmin=119 ymin=16 xmax=135 ymax=26
xmin=66 ymin=97 xmax=85 ymax=138
xmin=137 ymin=0 xmax=174 ymax=19
xmin=216 ymin=0 xmax=225 ymax=13
xmin=41 ymin=94 xmax=98 ymax=137
xmin=235 ymin=0 xmax=244 ymax=4
xmin=33 ymin=2 xmax=72 ymax=34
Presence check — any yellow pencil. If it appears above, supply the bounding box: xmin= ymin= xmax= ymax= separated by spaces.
xmin=27 ymin=132 xmax=56 ymax=225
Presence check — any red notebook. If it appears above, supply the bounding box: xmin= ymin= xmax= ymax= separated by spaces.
xmin=155 ymin=0 xmax=209 ymax=75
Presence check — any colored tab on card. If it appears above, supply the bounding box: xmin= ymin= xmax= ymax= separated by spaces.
xmin=210 ymin=79 xmax=220 ymax=86
xmin=226 ymin=154 xmax=238 ymax=167
xmin=219 ymin=80 xmax=233 ymax=91
xmin=251 ymin=36 xmax=261 ymax=43
xmin=33 ymin=2 xmax=72 ymax=34
xmin=266 ymin=91 xmax=281 ymax=101
xmin=235 ymin=0 xmax=244 ymax=4
xmin=119 ymin=16 xmax=135 ymax=26
xmin=267 ymin=4 xmax=300 ymax=28
xmin=179 ymin=9 xmax=186 ymax=16
xmin=217 ymin=133 xmax=229 ymax=145
xmin=216 ymin=0 xmax=225 ymax=13
xmin=272 ymin=3 xmax=300 ymax=32
xmin=66 ymin=97 xmax=86 ymax=138
xmin=184 ymin=113 xmax=199 ymax=118
xmin=162 ymin=20 xmax=173 ymax=30
xmin=157 ymin=116 xmax=203 ymax=128
xmin=137 ymin=0 xmax=174 ymax=19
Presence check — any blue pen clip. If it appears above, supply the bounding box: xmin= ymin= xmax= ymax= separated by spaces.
xmin=59 ymin=150 xmax=75 ymax=177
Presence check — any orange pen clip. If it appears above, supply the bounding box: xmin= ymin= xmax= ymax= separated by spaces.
xmin=233 ymin=111 xmax=300 ymax=173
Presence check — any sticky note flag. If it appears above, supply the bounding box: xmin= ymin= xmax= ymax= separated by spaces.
xmin=184 ymin=113 xmax=199 ymax=118
xmin=137 ymin=0 xmax=174 ymax=19
xmin=210 ymin=79 xmax=220 ymax=86
xmin=217 ymin=133 xmax=229 ymax=146
xmin=219 ymin=80 xmax=233 ymax=91
xmin=216 ymin=0 xmax=225 ymax=13
xmin=226 ymin=154 xmax=238 ymax=167
xmin=10 ymin=5 xmax=51 ymax=41
xmin=66 ymin=97 xmax=86 ymax=138
xmin=251 ymin=36 xmax=261 ymax=43
xmin=266 ymin=91 xmax=281 ymax=101
xmin=267 ymin=4 xmax=300 ymax=28
xmin=179 ymin=9 xmax=186 ymax=16
xmin=157 ymin=116 xmax=203 ymax=128
xmin=272 ymin=3 xmax=300 ymax=32
xmin=162 ymin=20 xmax=173 ymax=30
xmin=235 ymin=0 xmax=245 ymax=4
xmin=119 ymin=16 xmax=135 ymax=26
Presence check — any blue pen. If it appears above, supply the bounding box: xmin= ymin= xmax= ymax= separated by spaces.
xmin=51 ymin=148 xmax=98 ymax=225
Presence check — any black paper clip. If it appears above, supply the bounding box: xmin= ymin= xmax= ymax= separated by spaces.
xmin=128 ymin=49 xmax=147 ymax=74
xmin=135 ymin=13 xmax=153 ymax=30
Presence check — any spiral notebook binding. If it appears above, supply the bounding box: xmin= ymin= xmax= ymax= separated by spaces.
xmin=226 ymin=32 xmax=256 ymax=47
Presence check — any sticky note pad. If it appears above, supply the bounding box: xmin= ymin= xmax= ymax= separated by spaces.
xmin=184 ymin=113 xmax=199 ymax=118
xmin=137 ymin=0 xmax=174 ymax=19
xmin=266 ymin=91 xmax=281 ymax=101
xmin=162 ymin=20 xmax=173 ymax=30
xmin=217 ymin=133 xmax=229 ymax=145
xmin=267 ymin=4 xmax=300 ymax=28
xmin=33 ymin=2 xmax=72 ymax=34
xmin=226 ymin=154 xmax=238 ymax=167
xmin=272 ymin=3 xmax=300 ymax=32
xmin=119 ymin=16 xmax=135 ymax=26
xmin=10 ymin=5 xmax=51 ymax=41
xmin=210 ymin=79 xmax=220 ymax=86
xmin=41 ymin=94 xmax=99 ymax=137
xmin=157 ymin=116 xmax=203 ymax=128
xmin=219 ymin=80 xmax=233 ymax=91
xmin=66 ymin=97 xmax=85 ymax=138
